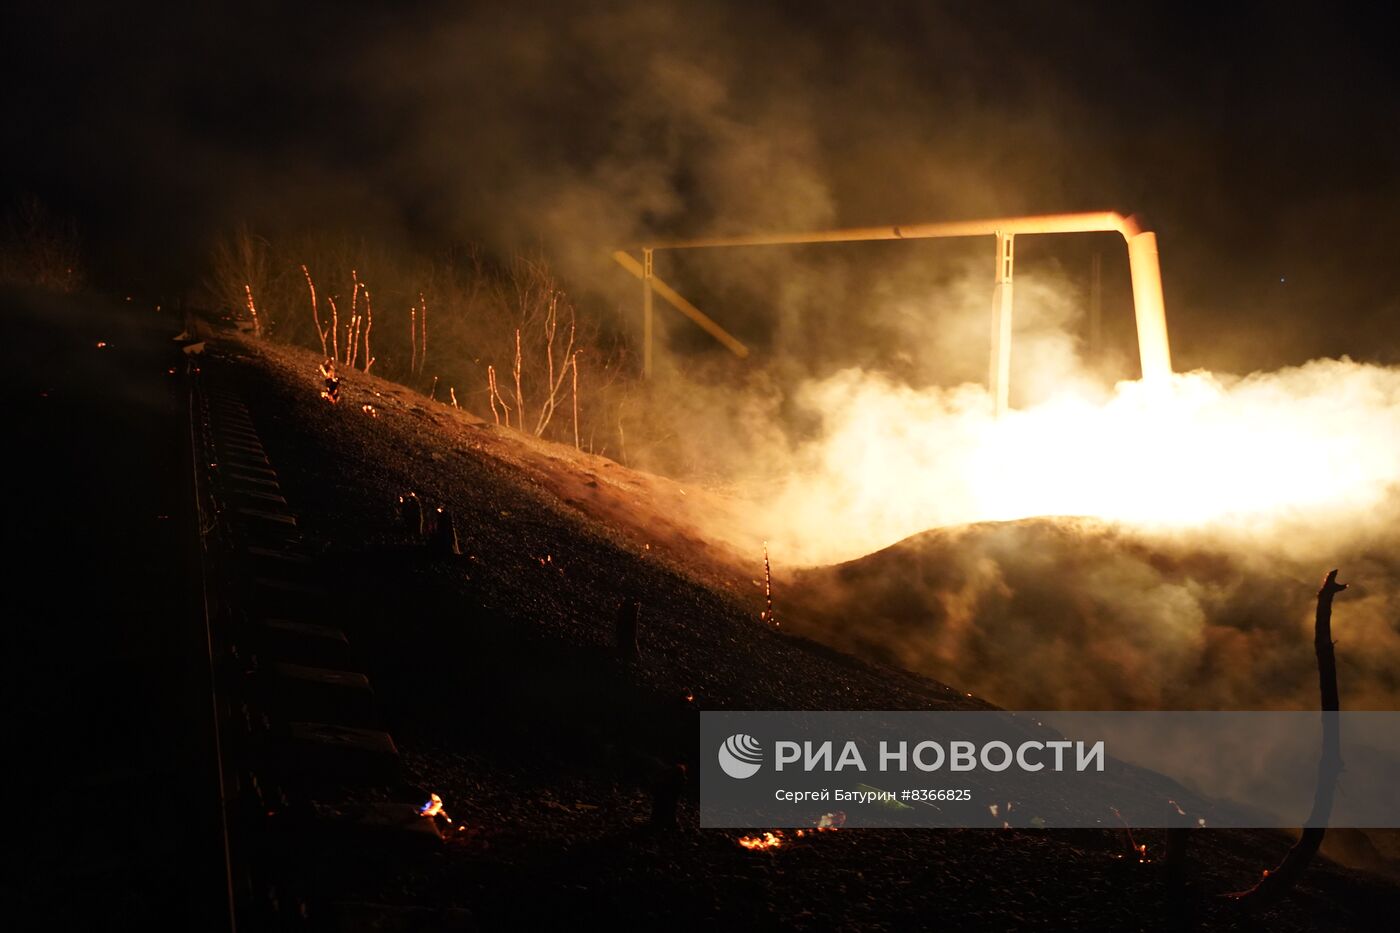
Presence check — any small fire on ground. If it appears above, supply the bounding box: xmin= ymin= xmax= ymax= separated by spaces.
xmin=737 ymin=812 xmax=845 ymax=851
xmin=417 ymin=790 xmax=478 ymax=840
xmin=420 ymin=792 xmax=470 ymax=834
xmin=420 ymin=792 xmax=451 ymax=822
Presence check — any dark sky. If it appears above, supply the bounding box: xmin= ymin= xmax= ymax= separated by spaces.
xmin=5 ymin=1 xmax=1398 ymax=370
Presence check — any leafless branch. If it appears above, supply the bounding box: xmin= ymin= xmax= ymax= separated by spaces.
xmin=1227 ymin=569 xmax=1348 ymax=909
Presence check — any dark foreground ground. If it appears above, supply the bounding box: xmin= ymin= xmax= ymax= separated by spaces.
xmin=6 ymin=289 xmax=1400 ymax=931
xmin=1 ymin=288 xmax=228 ymax=928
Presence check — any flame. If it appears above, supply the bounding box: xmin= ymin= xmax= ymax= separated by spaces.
xmin=756 ymin=360 xmax=1400 ymax=565
xmin=419 ymin=792 xmax=452 ymax=823
xmin=738 ymin=831 xmax=784 ymax=850
xmin=1108 ymin=806 xmax=1153 ymax=863
xmin=737 ymin=813 xmax=842 ymax=850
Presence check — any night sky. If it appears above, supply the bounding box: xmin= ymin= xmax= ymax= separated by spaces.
xmin=5 ymin=1 xmax=1397 ymax=369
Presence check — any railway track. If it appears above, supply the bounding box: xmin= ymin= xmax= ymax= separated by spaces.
xmin=188 ymin=362 xmax=449 ymax=931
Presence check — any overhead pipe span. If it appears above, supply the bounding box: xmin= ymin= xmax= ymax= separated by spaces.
xmin=624 ymin=211 xmax=1173 ymax=401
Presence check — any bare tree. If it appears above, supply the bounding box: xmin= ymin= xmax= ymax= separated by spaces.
xmin=477 ymin=255 xmax=592 ymax=440
xmin=0 ymin=196 xmax=84 ymax=292
xmin=242 ymin=284 xmax=263 ymax=338
xmin=361 ymin=285 xmax=375 ymax=372
xmin=210 ymin=226 xmax=272 ymax=335
xmin=300 ymin=264 xmax=330 ymax=355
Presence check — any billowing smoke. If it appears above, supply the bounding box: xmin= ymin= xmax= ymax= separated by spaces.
xmin=782 ymin=513 xmax=1400 ymax=711
xmin=755 ymin=355 xmax=1400 ymax=566
xmin=614 ymin=253 xmax=1400 ymax=711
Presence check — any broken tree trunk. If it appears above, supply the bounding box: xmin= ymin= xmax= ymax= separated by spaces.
xmin=1228 ymin=568 xmax=1346 ymax=908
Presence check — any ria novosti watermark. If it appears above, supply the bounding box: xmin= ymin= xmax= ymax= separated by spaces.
xmin=701 ymin=711 xmax=1400 ymax=829
xmin=721 ymin=733 xmax=1104 ymax=778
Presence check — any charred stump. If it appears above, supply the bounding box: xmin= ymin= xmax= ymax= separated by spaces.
xmin=1228 ymin=568 xmax=1347 ymax=909
xmin=398 ymin=492 xmax=424 ymax=537
xmin=1165 ymin=821 xmax=1194 ymax=929
xmin=428 ymin=506 xmax=461 ymax=556
xmin=1165 ymin=826 xmax=1189 ymax=890
xmin=650 ymin=763 xmax=687 ymax=831
xmin=615 ymin=597 xmax=640 ymax=663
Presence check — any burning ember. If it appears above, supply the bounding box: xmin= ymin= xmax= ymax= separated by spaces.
xmin=737 ymin=812 xmax=844 ymax=850
xmin=319 ymin=358 xmax=340 ymax=403
xmin=737 ymin=831 xmax=784 ymax=851
xmin=419 ymin=792 xmax=452 ymax=824
xmin=1109 ymin=806 xmax=1151 ymax=863
xmin=759 ymin=540 xmax=777 ymax=626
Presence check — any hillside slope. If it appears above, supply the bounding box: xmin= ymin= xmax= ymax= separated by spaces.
xmin=208 ymin=330 xmax=1400 ymax=929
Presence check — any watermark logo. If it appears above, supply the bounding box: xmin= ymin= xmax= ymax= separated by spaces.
xmin=718 ymin=733 xmax=764 ymax=779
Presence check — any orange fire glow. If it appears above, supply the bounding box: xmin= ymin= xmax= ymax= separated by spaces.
xmin=419 ymin=792 xmax=452 ymax=823
xmin=752 ymin=358 xmax=1400 ymax=566
xmin=737 ymin=831 xmax=784 ymax=851
xmin=737 ymin=812 xmax=843 ymax=850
